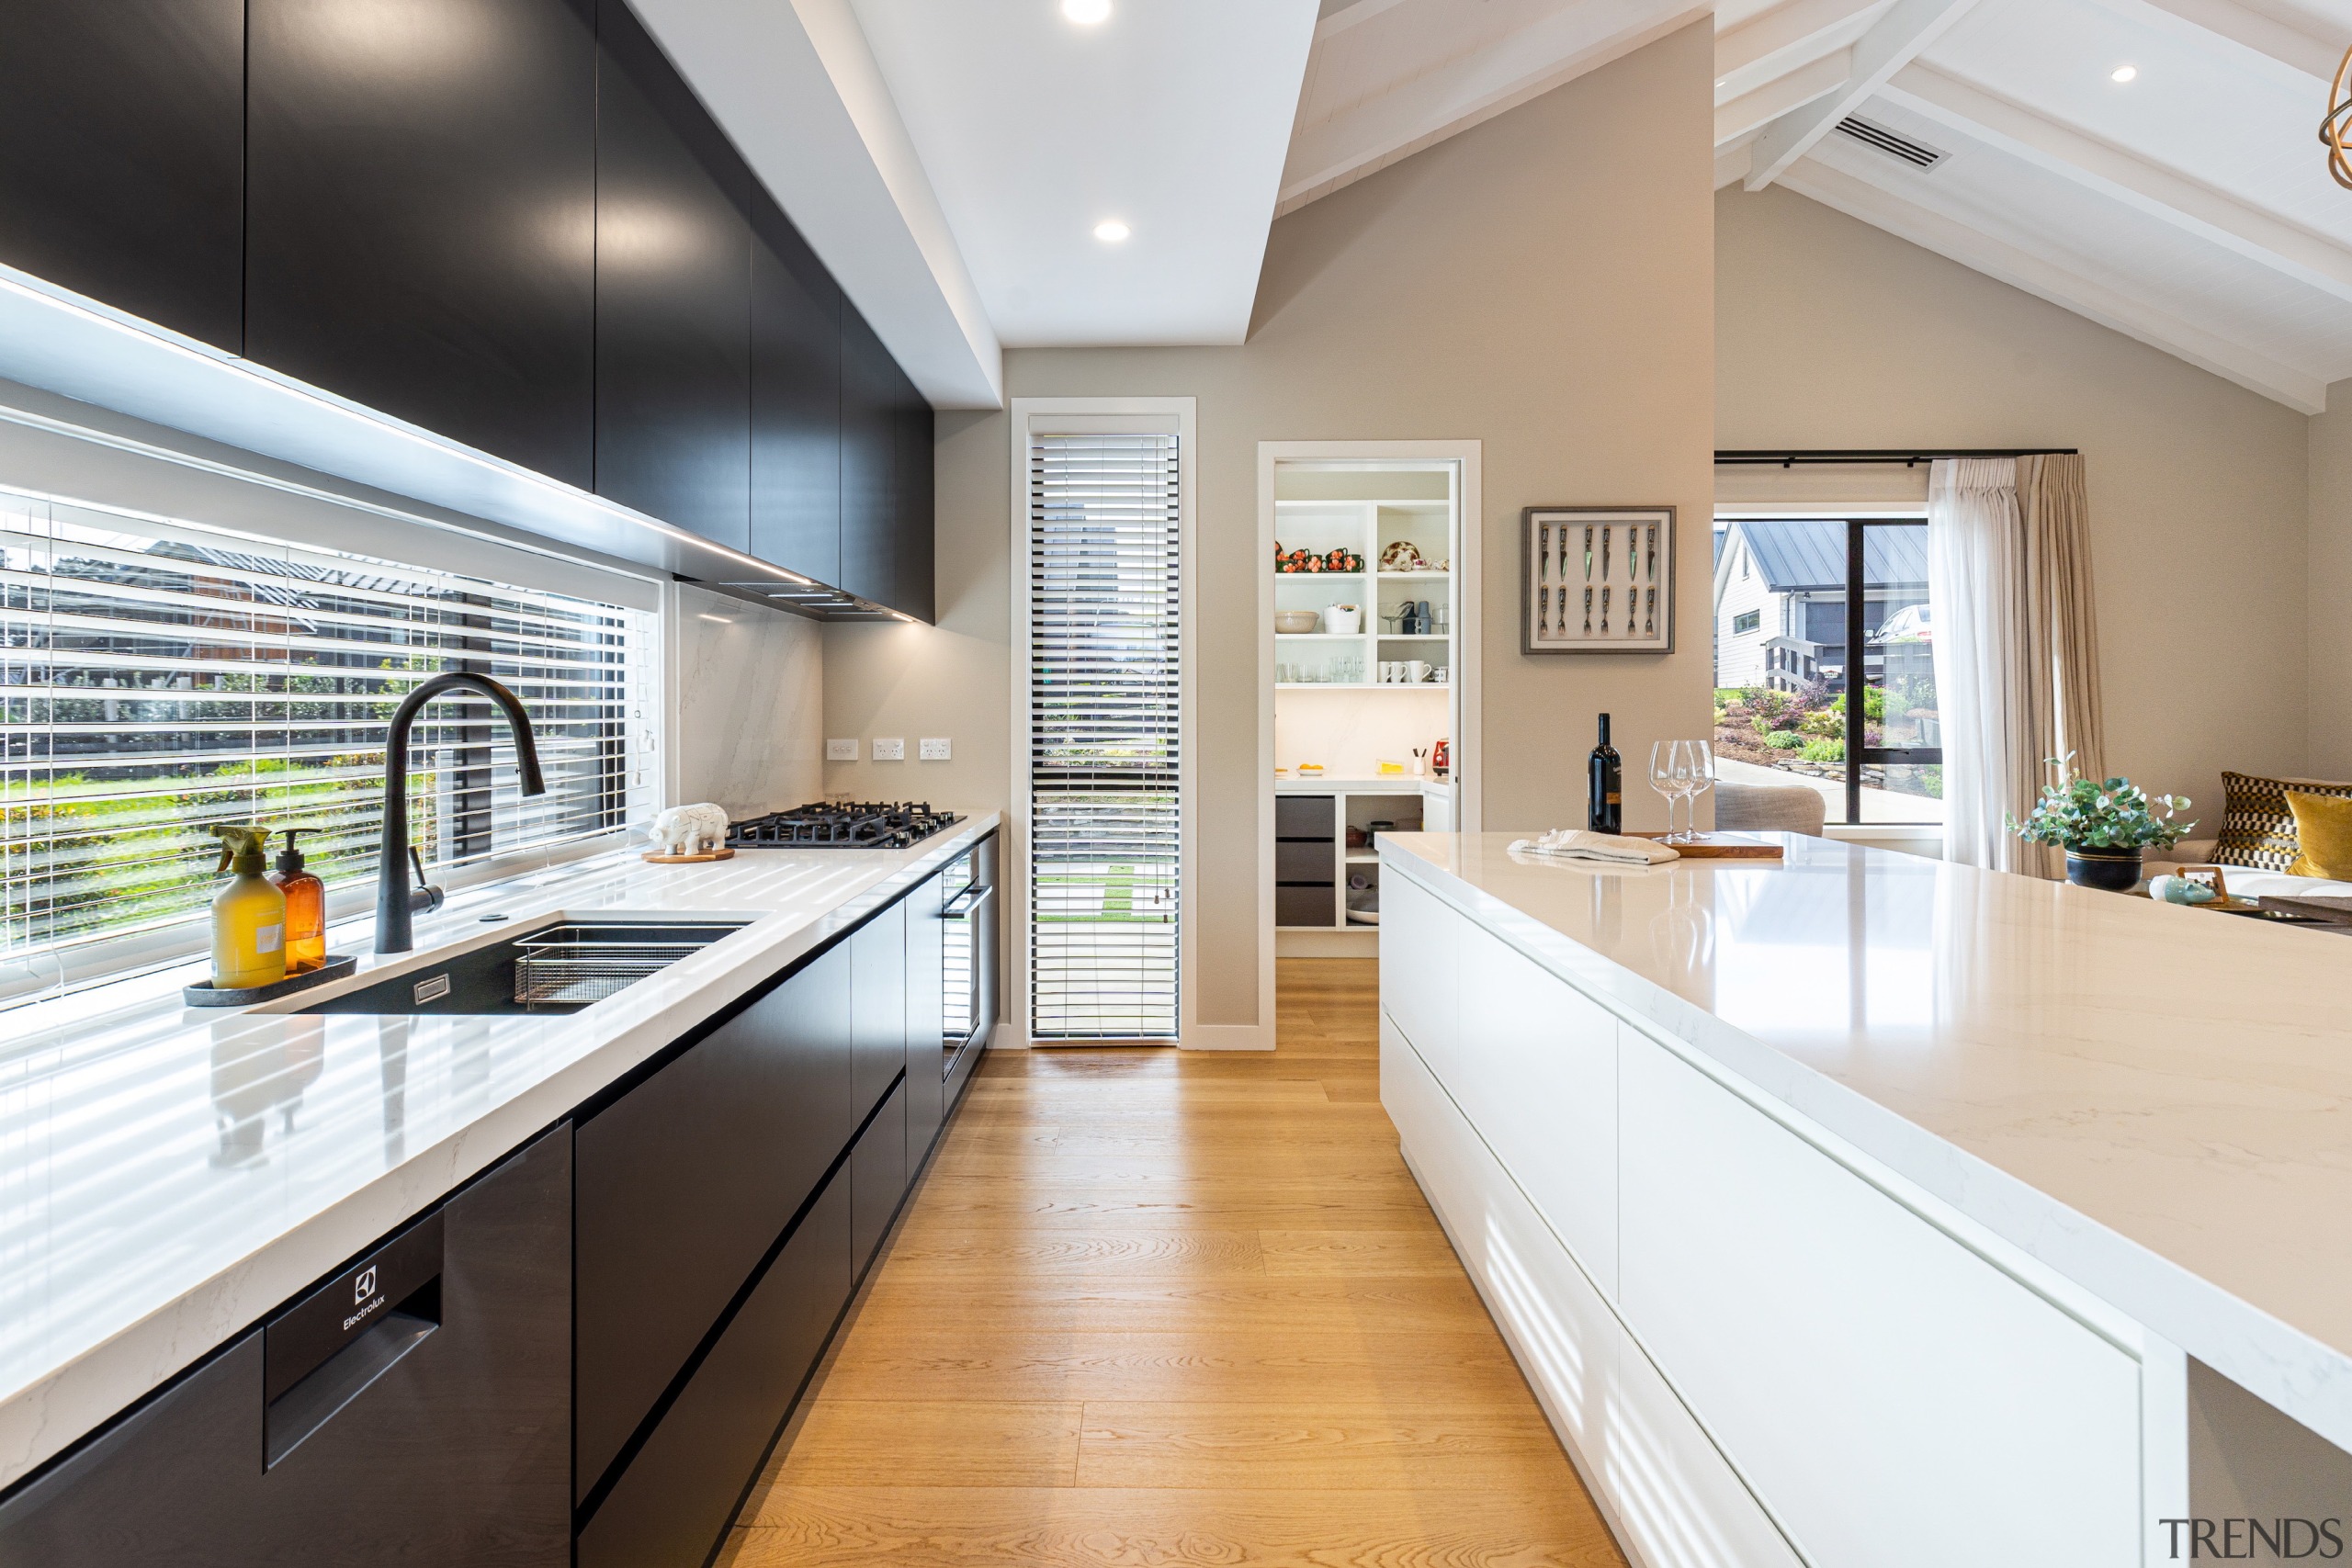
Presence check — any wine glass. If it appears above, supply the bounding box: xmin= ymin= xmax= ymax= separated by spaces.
xmin=1679 ymin=739 xmax=1715 ymax=841
xmin=1649 ymin=741 xmax=1682 ymax=842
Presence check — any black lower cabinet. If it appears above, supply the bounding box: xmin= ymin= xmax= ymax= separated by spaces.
xmin=0 ymin=1124 xmax=572 ymax=1567
xmin=904 ymin=870 xmax=948 ymax=1174
xmin=852 ymin=1077 xmax=910 ymax=1280
xmin=574 ymin=941 xmax=853 ymax=1498
xmin=576 ymin=1171 xmax=851 ymax=1568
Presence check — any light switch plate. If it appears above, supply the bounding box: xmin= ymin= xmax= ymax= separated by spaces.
xmin=872 ymin=738 xmax=906 ymax=761
xmin=826 ymin=738 xmax=858 ymax=761
xmin=920 ymin=738 xmax=951 ymax=761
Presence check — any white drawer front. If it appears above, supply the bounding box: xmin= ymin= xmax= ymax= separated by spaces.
xmin=1619 ymin=1037 xmax=2143 ymax=1568
xmin=1379 ymin=870 xmax=1458 ymax=1056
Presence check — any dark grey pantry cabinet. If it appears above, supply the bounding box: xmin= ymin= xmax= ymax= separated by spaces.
xmin=0 ymin=0 xmax=933 ymax=619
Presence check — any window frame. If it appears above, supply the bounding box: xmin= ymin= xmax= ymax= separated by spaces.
xmin=1840 ymin=516 xmax=1940 ymax=825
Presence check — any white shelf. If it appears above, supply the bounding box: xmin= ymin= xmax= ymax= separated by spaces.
xmin=1277 ymin=682 xmax=1449 ymax=690
xmin=1376 ymin=633 xmax=1448 ymax=640
xmin=1274 ymin=570 xmax=1364 ymax=580
xmin=1273 ymin=631 xmax=1367 ymax=640
xmin=1345 ymin=852 xmax=1381 ymax=863
xmin=1378 ymin=570 xmax=1451 ymax=580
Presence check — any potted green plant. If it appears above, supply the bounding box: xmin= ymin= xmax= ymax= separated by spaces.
xmin=2007 ymin=756 xmax=2193 ymax=891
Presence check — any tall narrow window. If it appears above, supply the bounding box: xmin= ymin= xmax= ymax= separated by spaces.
xmin=1025 ymin=431 xmax=1180 ymax=1039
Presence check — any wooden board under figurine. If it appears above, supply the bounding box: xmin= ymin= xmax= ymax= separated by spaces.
xmin=1523 ymin=505 xmax=1674 ymax=653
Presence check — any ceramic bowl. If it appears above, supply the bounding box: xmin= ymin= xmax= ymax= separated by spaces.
xmin=1274 ymin=610 xmax=1322 ymax=635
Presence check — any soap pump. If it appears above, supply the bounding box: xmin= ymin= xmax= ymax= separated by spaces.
xmin=269 ymin=828 xmax=325 ymax=975
xmin=209 ymin=825 xmax=288 ymax=990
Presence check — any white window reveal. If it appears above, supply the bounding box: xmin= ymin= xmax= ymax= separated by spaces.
xmin=0 ymin=486 xmax=658 ymax=998
xmin=1024 ymin=430 xmax=1182 ymax=1040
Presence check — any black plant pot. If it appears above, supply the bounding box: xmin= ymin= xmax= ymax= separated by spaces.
xmin=2064 ymin=845 xmax=2143 ymax=892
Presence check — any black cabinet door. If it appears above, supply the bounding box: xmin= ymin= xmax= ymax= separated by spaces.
xmin=850 ymin=901 xmax=908 ymax=1117
xmin=0 ymin=0 xmax=243 ymax=350
xmin=751 ymin=193 xmax=842 ymax=586
xmin=245 ymin=0 xmax=597 ymax=488
xmin=594 ymin=0 xmax=751 ymax=551
xmin=0 ymin=1126 xmax=572 ymax=1568
xmin=904 ymin=872 xmax=947 ymax=1172
xmin=577 ymin=1168 xmax=851 ymax=1568
xmin=574 ymin=941 xmax=854 ymax=1500
xmin=892 ymin=369 xmax=936 ymax=621
xmin=852 ymin=1077 xmax=910 ymax=1279
xmin=838 ymin=303 xmax=897 ymax=605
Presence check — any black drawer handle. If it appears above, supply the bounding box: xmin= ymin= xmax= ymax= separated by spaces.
xmin=263 ymin=1212 xmax=444 ymax=1467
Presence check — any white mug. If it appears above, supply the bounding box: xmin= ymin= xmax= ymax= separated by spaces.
xmin=1325 ymin=604 xmax=1361 ymax=635
xmin=1378 ymin=661 xmax=1397 ymax=683
xmin=1405 ymin=660 xmax=1431 ymax=682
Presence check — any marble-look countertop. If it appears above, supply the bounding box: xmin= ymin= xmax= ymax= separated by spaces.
xmin=0 ymin=813 xmax=1000 ymax=1493
xmin=1381 ymin=830 xmax=2352 ymax=1452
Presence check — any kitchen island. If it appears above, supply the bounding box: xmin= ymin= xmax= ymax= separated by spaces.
xmin=1379 ymin=829 xmax=2352 ymax=1568
xmin=0 ymin=814 xmax=999 ymax=1563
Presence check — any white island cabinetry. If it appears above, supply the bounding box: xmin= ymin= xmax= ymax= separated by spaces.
xmin=1375 ymin=836 xmax=2231 ymax=1568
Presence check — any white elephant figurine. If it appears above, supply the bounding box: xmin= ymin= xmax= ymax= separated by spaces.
xmin=650 ymin=802 xmax=731 ymax=856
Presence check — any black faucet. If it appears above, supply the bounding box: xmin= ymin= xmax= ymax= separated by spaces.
xmin=375 ymin=672 xmax=547 ymax=953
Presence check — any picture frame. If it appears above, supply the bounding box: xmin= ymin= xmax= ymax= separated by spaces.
xmin=1522 ymin=505 xmax=1674 ymax=653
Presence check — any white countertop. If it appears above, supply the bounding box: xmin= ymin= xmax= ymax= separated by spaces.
xmin=0 ymin=813 xmax=999 ymax=1493
xmin=1381 ymin=829 xmax=2352 ymax=1452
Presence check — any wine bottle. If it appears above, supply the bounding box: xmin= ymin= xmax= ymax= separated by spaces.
xmin=1588 ymin=714 xmax=1623 ymax=832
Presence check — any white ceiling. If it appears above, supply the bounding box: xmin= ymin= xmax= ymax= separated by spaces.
xmin=850 ymin=0 xmax=1317 ymax=347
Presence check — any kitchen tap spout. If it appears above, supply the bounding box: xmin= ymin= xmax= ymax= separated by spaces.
xmin=375 ymin=672 xmax=547 ymax=953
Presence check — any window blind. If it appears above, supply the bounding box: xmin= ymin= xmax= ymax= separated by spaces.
xmin=0 ymin=485 xmax=657 ymax=993
xmin=1026 ymin=431 xmax=1180 ymax=1040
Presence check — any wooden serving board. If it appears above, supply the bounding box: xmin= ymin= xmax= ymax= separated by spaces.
xmin=1624 ymin=831 xmax=1785 ymax=860
xmin=642 ymin=848 xmax=735 ymax=863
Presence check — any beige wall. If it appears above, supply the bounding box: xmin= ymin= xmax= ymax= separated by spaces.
xmin=1717 ymin=184 xmax=2312 ymax=820
xmin=2310 ymin=377 xmax=2352 ymax=780
xmin=824 ymin=19 xmax=1718 ymax=1030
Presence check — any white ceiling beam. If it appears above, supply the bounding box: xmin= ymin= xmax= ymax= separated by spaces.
xmin=1279 ymin=0 xmax=1711 ymax=213
xmin=1718 ymin=49 xmax=1852 ymax=145
xmin=2081 ymin=0 xmax=2340 ymax=85
xmin=1779 ymin=152 xmax=2329 ymax=412
xmin=1744 ymin=0 xmax=1982 ymax=190
xmin=1717 ymin=142 xmax=1758 ymax=189
xmin=1883 ymin=62 xmax=2352 ymax=306
xmin=1313 ymin=0 xmax=1414 ymax=40
xmin=1716 ymin=0 xmax=1882 ymax=101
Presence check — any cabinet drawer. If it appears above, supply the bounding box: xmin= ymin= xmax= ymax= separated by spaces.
xmin=1275 ymin=795 xmax=1334 ymax=837
xmin=575 ymin=942 xmax=851 ymax=1499
xmin=852 ymin=901 xmax=908 ymax=1117
xmin=1275 ymin=840 xmax=1336 ymax=882
xmin=1276 ymin=885 xmax=1336 ymax=927
xmin=578 ymin=1170 xmax=852 ymax=1568
xmin=853 ymin=1077 xmax=910 ymax=1279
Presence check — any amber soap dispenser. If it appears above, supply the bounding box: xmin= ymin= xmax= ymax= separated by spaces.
xmin=209 ymin=825 xmax=287 ymax=990
xmin=269 ymin=828 xmax=325 ymax=975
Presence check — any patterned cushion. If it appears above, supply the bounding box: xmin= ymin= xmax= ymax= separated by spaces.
xmin=2213 ymin=772 xmax=2352 ymax=872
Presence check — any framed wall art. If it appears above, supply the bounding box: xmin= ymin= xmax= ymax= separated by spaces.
xmin=1522 ymin=505 xmax=1674 ymax=653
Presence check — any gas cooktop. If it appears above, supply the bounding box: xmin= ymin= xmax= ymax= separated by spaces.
xmin=726 ymin=801 xmax=961 ymax=851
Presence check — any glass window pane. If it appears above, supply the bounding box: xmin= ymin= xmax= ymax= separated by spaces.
xmin=1860 ymin=522 xmax=1941 ymax=826
xmin=1712 ymin=519 xmax=1854 ymax=823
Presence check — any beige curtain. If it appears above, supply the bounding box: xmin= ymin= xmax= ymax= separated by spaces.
xmin=1928 ymin=454 xmax=2105 ymax=877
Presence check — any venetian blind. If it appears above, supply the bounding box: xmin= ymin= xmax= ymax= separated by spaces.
xmin=1026 ymin=431 xmax=1181 ymax=1040
xmin=0 ymin=485 xmax=657 ymax=992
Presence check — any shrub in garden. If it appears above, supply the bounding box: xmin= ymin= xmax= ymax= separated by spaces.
xmin=1764 ymin=730 xmax=1805 ymax=750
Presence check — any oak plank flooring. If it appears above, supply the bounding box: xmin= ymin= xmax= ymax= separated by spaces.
xmin=718 ymin=958 xmax=1625 ymax=1568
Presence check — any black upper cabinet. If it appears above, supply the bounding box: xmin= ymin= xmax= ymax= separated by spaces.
xmin=752 ymin=194 xmax=842 ymax=587
xmin=245 ymin=0 xmax=598 ymax=490
xmin=0 ymin=0 xmax=243 ymax=351
xmin=839 ymin=304 xmax=898 ymax=607
xmin=893 ymin=377 xmax=936 ymax=622
xmin=595 ymin=0 xmax=752 ymax=552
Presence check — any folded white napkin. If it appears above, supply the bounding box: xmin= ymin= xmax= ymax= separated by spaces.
xmin=1507 ymin=829 xmax=1680 ymax=866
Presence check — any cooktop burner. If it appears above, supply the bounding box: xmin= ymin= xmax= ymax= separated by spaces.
xmin=727 ymin=801 xmax=961 ymax=851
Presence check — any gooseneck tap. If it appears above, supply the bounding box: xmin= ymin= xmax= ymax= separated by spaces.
xmin=375 ymin=672 xmax=547 ymax=953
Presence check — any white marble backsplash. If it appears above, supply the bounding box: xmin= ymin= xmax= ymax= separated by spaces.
xmin=670 ymin=584 xmax=822 ymax=817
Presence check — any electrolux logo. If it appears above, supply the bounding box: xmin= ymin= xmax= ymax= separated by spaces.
xmin=2161 ymin=1517 xmax=2346 ymax=1559
xmin=353 ymin=1267 xmax=377 ymax=1305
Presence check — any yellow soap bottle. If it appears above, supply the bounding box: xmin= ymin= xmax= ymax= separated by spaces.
xmin=210 ymin=825 xmax=288 ymax=990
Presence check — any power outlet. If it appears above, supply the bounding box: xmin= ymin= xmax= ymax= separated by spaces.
xmin=826 ymin=738 xmax=858 ymax=761
xmin=872 ymin=738 xmax=906 ymax=761
xmin=919 ymin=738 xmax=951 ymax=761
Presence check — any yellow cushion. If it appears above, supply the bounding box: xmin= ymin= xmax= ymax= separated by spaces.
xmin=2285 ymin=790 xmax=2352 ymax=879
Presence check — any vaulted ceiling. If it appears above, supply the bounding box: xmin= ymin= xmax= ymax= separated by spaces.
xmin=1292 ymin=0 xmax=2352 ymax=412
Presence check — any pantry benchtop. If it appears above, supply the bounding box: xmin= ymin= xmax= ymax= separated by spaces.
xmin=0 ymin=812 xmax=1000 ymax=1493
xmin=1379 ymin=829 xmax=2352 ymax=1456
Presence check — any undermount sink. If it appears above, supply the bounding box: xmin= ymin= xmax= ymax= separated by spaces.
xmin=302 ymin=916 xmax=751 ymax=1016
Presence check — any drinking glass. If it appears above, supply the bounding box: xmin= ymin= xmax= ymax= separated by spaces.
xmin=1649 ymin=741 xmax=1682 ymax=841
xmin=1679 ymin=739 xmax=1715 ymax=841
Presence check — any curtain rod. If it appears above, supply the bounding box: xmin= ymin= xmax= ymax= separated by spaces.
xmin=1714 ymin=447 xmax=2078 ymax=468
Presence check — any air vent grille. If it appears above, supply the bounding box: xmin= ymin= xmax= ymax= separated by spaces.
xmin=1834 ymin=115 xmax=1946 ymax=169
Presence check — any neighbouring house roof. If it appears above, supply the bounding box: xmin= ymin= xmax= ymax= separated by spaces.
xmin=1728 ymin=520 xmax=1927 ymax=594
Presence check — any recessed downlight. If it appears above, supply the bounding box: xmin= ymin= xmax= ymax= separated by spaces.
xmin=2110 ymin=64 xmax=2138 ymax=83
xmin=1062 ymin=0 xmax=1110 ymax=22
xmin=1093 ymin=219 xmax=1130 ymax=243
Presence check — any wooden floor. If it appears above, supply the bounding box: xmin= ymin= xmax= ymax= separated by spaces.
xmin=719 ymin=959 xmax=1626 ymax=1567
